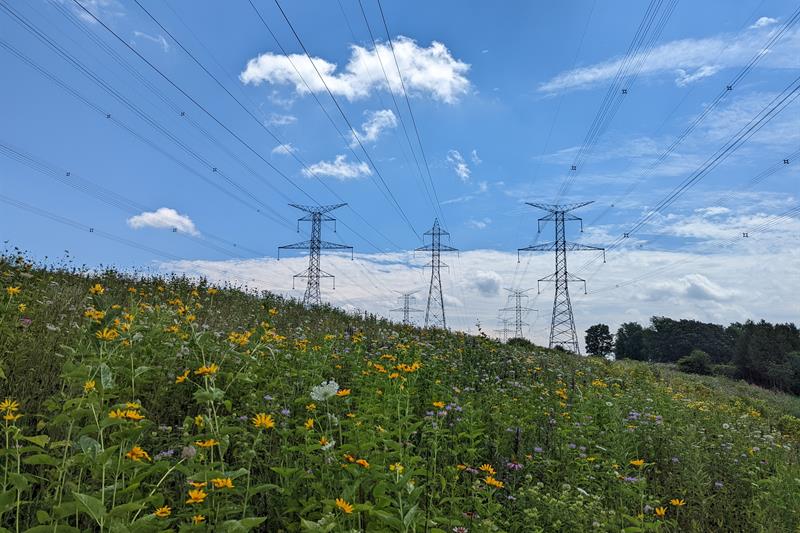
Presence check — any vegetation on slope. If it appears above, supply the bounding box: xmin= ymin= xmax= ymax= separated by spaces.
xmin=1 ymin=254 xmax=799 ymax=532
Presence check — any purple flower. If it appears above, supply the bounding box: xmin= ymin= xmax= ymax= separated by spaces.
xmin=623 ymin=476 xmax=639 ymax=483
xmin=154 ymin=449 xmax=175 ymax=461
xmin=534 ymin=447 xmax=543 ymax=453
xmin=263 ymin=394 xmax=273 ymax=401
xmin=671 ymin=456 xmax=680 ymax=463
xmin=280 ymin=408 xmax=291 ymax=416
xmin=507 ymin=462 xmax=523 ymax=471
xmin=453 ymin=527 xmax=469 ymax=533
xmin=568 ymin=443 xmax=577 ymax=449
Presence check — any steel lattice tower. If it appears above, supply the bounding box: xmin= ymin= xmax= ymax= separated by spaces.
xmin=518 ymin=202 xmax=604 ymax=353
xmin=390 ymin=291 xmax=423 ymax=325
xmin=278 ymin=203 xmax=352 ymax=306
xmin=495 ymin=317 xmax=513 ymax=343
xmin=416 ymin=219 xmax=458 ymax=328
xmin=500 ymin=288 xmax=537 ymax=339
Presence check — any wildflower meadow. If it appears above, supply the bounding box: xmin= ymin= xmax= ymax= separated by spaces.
xmin=1 ymin=255 xmax=799 ymax=532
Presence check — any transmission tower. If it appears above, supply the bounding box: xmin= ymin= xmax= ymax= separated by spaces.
xmin=416 ymin=219 xmax=458 ymax=328
xmin=518 ymin=202 xmax=604 ymax=353
xmin=499 ymin=288 xmax=537 ymax=339
xmin=278 ymin=203 xmax=352 ymax=306
xmin=390 ymin=290 xmax=423 ymax=325
xmin=495 ymin=317 xmax=513 ymax=343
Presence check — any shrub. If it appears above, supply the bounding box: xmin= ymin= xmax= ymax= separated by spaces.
xmin=677 ymin=349 xmax=713 ymax=375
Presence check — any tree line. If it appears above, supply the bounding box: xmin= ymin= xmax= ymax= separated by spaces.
xmin=584 ymin=317 xmax=800 ymax=394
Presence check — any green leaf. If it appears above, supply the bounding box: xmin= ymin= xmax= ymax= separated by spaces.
xmin=23 ymin=526 xmax=81 ymax=533
xmin=99 ymin=363 xmax=114 ymax=389
xmin=220 ymin=517 xmax=267 ymax=532
xmin=0 ymin=490 xmax=16 ymax=514
xmin=20 ymin=435 xmax=50 ymax=448
xmin=133 ymin=366 xmax=150 ymax=378
xmin=72 ymin=492 xmax=106 ymax=526
xmin=78 ymin=435 xmax=102 ymax=458
xmin=23 ymin=454 xmax=59 ymax=466
xmin=403 ymin=504 xmax=419 ymax=528
xmin=35 ymin=510 xmax=49 ymax=524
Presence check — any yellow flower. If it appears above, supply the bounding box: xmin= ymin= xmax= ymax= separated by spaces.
xmin=484 ymin=476 xmax=504 ymax=489
xmin=306 ymin=403 xmax=317 ymax=412
xmin=670 ymin=498 xmax=686 ymax=507
xmin=109 ymin=408 xmax=127 ymax=419
xmin=3 ymin=412 xmax=22 ymax=422
xmin=304 ymin=418 xmax=314 ymax=430
xmin=655 ymin=506 xmax=667 ymax=518
xmin=125 ymin=410 xmax=145 ymax=421
xmin=195 ymin=439 xmax=218 ymax=448
xmin=5 ymin=286 xmax=21 ymax=296
xmin=207 ymin=288 xmax=219 ymax=295
xmin=194 ymin=363 xmax=219 ymax=377
xmin=319 ymin=436 xmax=329 ymax=447
xmin=432 ymin=401 xmax=445 ymax=409
xmin=153 ymin=506 xmax=171 ymax=518
xmin=128 ymin=287 xmax=137 ymax=293
xmin=268 ymin=308 xmax=278 ymax=316
xmin=175 ymin=369 xmax=190 ymax=384
xmin=456 ymin=464 xmax=467 ymax=471
xmin=335 ymin=498 xmax=354 ymax=514
xmin=336 ymin=389 xmax=351 ymax=397
xmin=194 ymin=415 xmax=205 ymax=428
xmin=188 ymin=481 xmax=207 ymax=488
xmin=629 ymin=459 xmax=645 ymax=468
xmin=479 ymin=464 xmax=496 ymax=475
xmin=389 ymin=463 xmax=404 ymax=473
xmin=95 ymin=327 xmax=119 ymax=342
xmin=355 ymin=458 xmax=370 ymax=468
xmin=211 ymin=477 xmax=234 ymax=489
xmin=186 ymin=489 xmax=207 ymax=504
xmin=17 ymin=303 xmax=26 ymax=312
xmin=0 ymin=399 xmax=20 ymax=413
xmin=89 ymin=283 xmax=105 ymax=295
xmin=252 ymin=413 xmax=275 ymax=430
xmin=125 ymin=446 xmax=151 ymax=462
xmin=192 ymin=515 xmax=206 ymax=524
xmin=125 ymin=402 xmax=141 ymax=409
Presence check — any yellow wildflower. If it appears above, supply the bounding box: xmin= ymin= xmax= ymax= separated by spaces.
xmin=389 ymin=463 xmax=404 ymax=473
xmin=268 ymin=308 xmax=278 ymax=316
xmin=186 ymin=489 xmax=207 ymax=504
xmin=5 ymin=286 xmax=21 ymax=296
xmin=195 ymin=439 xmax=218 ymax=448
xmin=211 ymin=477 xmax=234 ymax=489
xmin=89 ymin=283 xmax=105 ymax=295
xmin=670 ymin=498 xmax=686 ymax=507
xmin=125 ymin=446 xmax=151 ymax=462
xmin=125 ymin=410 xmax=145 ymax=421
xmin=432 ymin=401 xmax=445 ymax=409
xmin=153 ymin=506 xmax=171 ymax=518
xmin=194 ymin=415 xmax=205 ymax=428
xmin=356 ymin=458 xmax=370 ymax=468
xmin=188 ymin=481 xmax=207 ymax=488
xmin=194 ymin=363 xmax=219 ymax=377
xmin=83 ymin=380 xmax=96 ymax=393
xmin=175 ymin=369 xmax=190 ymax=384
xmin=252 ymin=413 xmax=275 ymax=430
xmin=304 ymin=418 xmax=314 ymax=430
xmin=629 ymin=459 xmax=645 ymax=468
xmin=655 ymin=506 xmax=667 ymax=518
xmin=17 ymin=303 xmax=26 ymax=312
xmin=484 ymin=476 xmax=504 ymax=489
xmin=95 ymin=327 xmax=119 ymax=342
xmin=479 ymin=464 xmax=496 ymax=475
xmin=192 ymin=515 xmax=206 ymax=524
xmin=335 ymin=498 xmax=354 ymax=514
xmin=336 ymin=389 xmax=351 ymax=397
xmin=306 ymin=403 xmax=317 ymax=412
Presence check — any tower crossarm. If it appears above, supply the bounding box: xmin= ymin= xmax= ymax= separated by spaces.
xmin=526 ymin=201 xmax=594 ymax=213
xmin=288 ymin=202 xmax=347 ymax=214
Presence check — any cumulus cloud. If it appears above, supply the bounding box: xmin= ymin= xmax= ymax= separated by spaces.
xmin=643 ymin=273 xmax=738 ymax=302
xmin=471 ymin=149 xmax=482 ymax=165
xmin=539 ymin=23 xmax=800 ymax=92
xmin=271 ymin=143 xmax=296 ymax=156
xmin=470 ymin=270 xmax=502 ymax=296
xmin=301 ymin=155 xmax=371 ymax=180
xmin=750 ymin=16 xmax=778 ymax=29
xmin=467 ymin=217 xmax=491 ymax=229
xmin=447 ymin=150 xmax=471 ymax=181
xmin=127 ymin=207 xmax=199 ymax=235
xmin=350 ymin=109 xmax=397 ymax=147
xmin=266 ymin=113 xmax=297 ymax=126
xmin=133 ymin=31 xmax=169 ymax=52
xmin=240 ymin=36 xmax=470 ymax=104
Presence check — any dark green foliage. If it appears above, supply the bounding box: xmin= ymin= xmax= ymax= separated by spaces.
xmin=614 ymin=322 xmax=646 ymax=360
xmin=677 ymin=349 xmax=712 ymax=375
xmin=734 ymin=321 xmax=800 ymax=390
xmin=584 ymin=324 xmax=613 ymax=356
xmin=643 ymin=316 xmax=735 ymax=363
xmin=507 ymin=337 xmax=536 ymax=349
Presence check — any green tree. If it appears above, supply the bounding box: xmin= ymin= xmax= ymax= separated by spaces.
xmin=585 ymin=324 xmax=613 ymax=356
xmin=615 ymin=322 xmax=645 ymax=360
xmin=677 ymin=349 xmax=712 ymax=375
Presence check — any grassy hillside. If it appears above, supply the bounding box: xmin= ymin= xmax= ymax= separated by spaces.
xmin=1 ymin=254 xmax=799 ymax=532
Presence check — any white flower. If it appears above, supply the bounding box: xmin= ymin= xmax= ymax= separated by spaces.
xmin=321 ymin=439 xmax=336 ymax=451
xmin=310 ymin=380 xmax=339 ymax=402
xmin=722 ymin=423 xmax=731 ymax=430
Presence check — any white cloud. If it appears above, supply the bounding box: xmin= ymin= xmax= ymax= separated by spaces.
xmin=471 ymin=149 xmax=482 ymax=165
xmin=271 ymin=143 xmax=296 ymax=156
xmin=695 ymin=206 xmax=730 ymax=217
xmin=470 ymin=270 xmax=502 ymax=297
xmin=240 ymin=36 xmax=470 ymax=104
xmin=266 ymin=113 xmax=297 ymax=126
xmin=133 ymin=31 xmax=169 ymax=53
xmin=750 ymin=16 xmax=778 ymax=29
xmin=350 ymin=109 xmax=397 ymax=147
xmin=62 ymin=0 xmax=123 ymax=24
xmin=643 ymin=273 xmax=738 ymax=302
xmin=467 ymin=217 xmax=491 ymax=229
xmin=301 ymin=155 xmax=371 ymax=180
xmin=539 ymin=23 xmax=800 ymax=92
xmin=127 ymin=207 xmax=198 ymax=236
xmin=447 ymin=150 xmax=471 ymax=181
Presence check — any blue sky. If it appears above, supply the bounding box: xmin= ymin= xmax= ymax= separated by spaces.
xmin=2 ymin=0 xmax=799 ymax=344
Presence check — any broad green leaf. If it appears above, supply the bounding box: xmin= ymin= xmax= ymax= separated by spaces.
xmin=99 ymin=363 xmax=114 ymax=389
xmin=220 ymin=517 xmax=267 ymax=532
xmin=23 ymin=454 xmax=59 ymax=466
xmin=72 ymin=492 xmax=106 ymax=526
xmin=21 ymin=434 xmax=50 ymax=448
